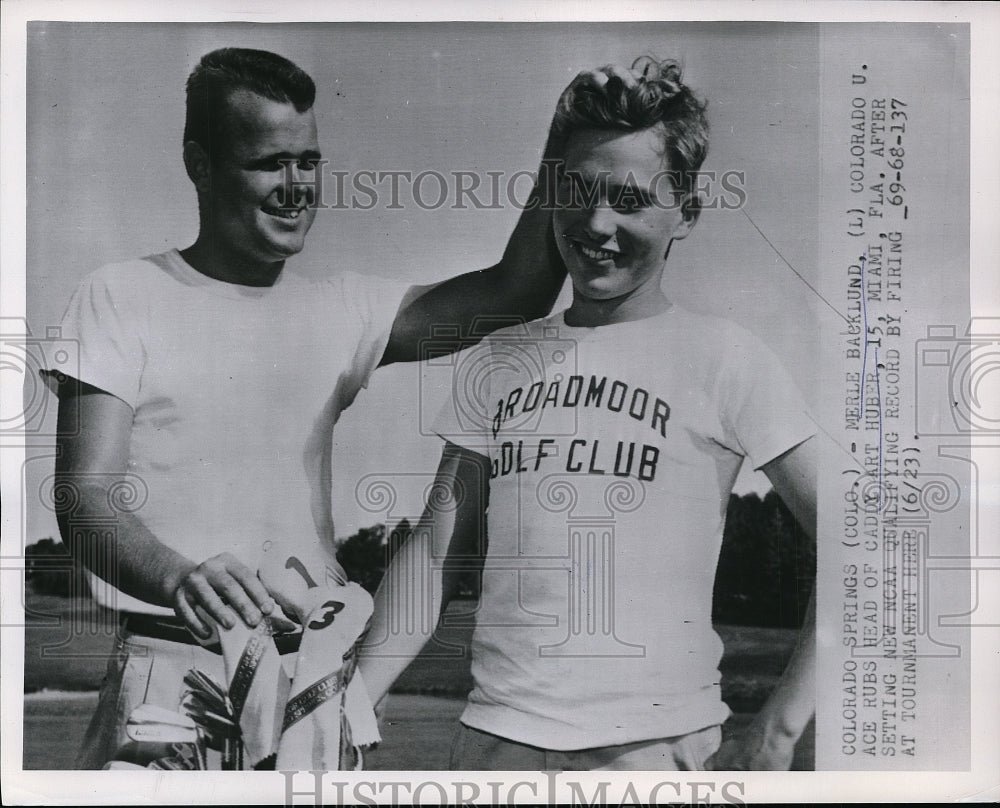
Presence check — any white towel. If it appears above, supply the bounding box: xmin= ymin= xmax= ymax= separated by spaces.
xmin=258 ymin=542 xmax=380 ymax=770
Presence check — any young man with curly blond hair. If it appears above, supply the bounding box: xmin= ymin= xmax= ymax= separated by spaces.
xmin=361 ymin=58 xmax=816 ymax=771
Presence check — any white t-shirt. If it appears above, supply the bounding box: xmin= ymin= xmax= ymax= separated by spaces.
xmin=434 ymin=306 xmax=816 ymax=749
xmin=49 ymin=249 xmax=408 ymax=615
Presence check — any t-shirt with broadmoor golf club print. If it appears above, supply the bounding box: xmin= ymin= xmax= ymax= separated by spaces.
xmin=434 ymin=306 xmax=816 ymax=749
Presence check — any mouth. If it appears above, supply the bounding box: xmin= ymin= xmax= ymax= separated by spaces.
xmin=577 ymin=243 xmax=619 ymax=261
xmin=261 ymin=204 xmax=308 ymax=221
xmin=565 ymin=235 xmax=621 ymax=263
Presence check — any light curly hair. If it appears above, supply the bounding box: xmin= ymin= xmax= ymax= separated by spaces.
xmin=552 ymin=56 xmax=709 ymax=200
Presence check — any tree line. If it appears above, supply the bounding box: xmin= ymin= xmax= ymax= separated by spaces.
xmin=333 ymin=489 xmax=815 ymax=629
xmin=25 ymin=490 xmax=814 ymax=628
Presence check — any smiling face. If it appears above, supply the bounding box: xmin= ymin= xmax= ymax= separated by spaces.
xmin=201 ymin=89 xmax=321 ymax=274
xmin=554 ymin=127 xmax=696 ymax=311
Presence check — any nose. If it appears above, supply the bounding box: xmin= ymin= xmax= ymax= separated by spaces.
xmin=281 ymin=161 xmax=317 ymax=208
xmin=580 ymin=203 xmax=618 ymax=242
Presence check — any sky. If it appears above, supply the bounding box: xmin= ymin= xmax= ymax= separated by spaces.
xmin=23 ymin=21 xmax=822 ymax=539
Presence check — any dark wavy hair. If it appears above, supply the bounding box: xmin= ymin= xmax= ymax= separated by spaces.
xmin=184 ymin=48 xmax=316 ymax=155
xmin=552 ymin=56 xmax=709 ymax=199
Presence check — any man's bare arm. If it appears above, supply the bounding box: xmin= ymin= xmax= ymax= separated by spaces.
xmin=358 ymin=441 xmax=490 ymax=707
xmin=378 ymin=184 xmax=564 ymax=366
xmin=379 ymin=66 xmax=642 ymax=367
xmin=54 ymin=381 xmax=274 ymax=635
xmin=708 ymin=436 xmax=817 ymax=771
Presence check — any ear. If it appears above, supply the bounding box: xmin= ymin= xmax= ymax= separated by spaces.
xmin=183 ymin=141 xmax=212 ymax=195
xmin=671 ymin=192 xmax=701 ymax=241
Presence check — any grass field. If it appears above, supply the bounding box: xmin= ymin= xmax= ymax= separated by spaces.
xmin=23 ymin=594 xmax=800 ymax=708
xmin=21 ymin=593 xmax=813 ymax=769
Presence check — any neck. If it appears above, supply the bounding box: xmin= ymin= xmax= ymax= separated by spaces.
xmin=180 ymin=237 xmax=284 ymax=287
xmin=565 ymin=285 xmax=672 ymax=328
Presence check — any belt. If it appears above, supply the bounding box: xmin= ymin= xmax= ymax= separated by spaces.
xmin=121 ymin=612 xmax=302 ymax=655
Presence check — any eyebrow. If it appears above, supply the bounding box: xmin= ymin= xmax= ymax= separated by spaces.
xmin=245 ymin=150 xmax=324 ymax=167
xmin=608 ymin=182 xmax=653 ymax=204
xmin=564 ymin=170 xmax=655 ymax=198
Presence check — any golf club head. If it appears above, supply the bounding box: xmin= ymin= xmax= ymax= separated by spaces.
xmin=183 ymin=669 xmax=228 ymax=706
xmin=125 ymin=703 xmax=199 ymax=744
xmin=128 ymin=703 xmax=198 ymax=729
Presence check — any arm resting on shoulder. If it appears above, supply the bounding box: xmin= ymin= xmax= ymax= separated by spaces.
xmin=379 ymin=201 xmax=565 ymax=366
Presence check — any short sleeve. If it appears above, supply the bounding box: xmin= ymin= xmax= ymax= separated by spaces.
xmin=430 ymin=341 xmax=494 ymax=457
xmin=329 ymin=271 xmax=411 ymax=390
xmin=43 ymin=266 xmax=146 ymax=408
xmin=718 ymin=328 xmax=816 ymax=470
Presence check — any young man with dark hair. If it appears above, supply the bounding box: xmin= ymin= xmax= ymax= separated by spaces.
xmin=48 ymin=47 xmax=566 ymax=769
xmin=360 ymin=58 xmax=816 ymax=771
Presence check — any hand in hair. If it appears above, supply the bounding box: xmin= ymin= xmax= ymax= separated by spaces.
xmin=542 ymin=64 xmax=639 ymax=160
xmin=544 ymin=56 xmax=709 ymax=202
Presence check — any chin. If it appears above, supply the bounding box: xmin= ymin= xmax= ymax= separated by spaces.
xmin=575 ymin=280 xmax=626 ymax=301
xmin=278 ymin=239 xmax=306 ymax=256
xmin=264 ymin=234 xmax=307 ymax=260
